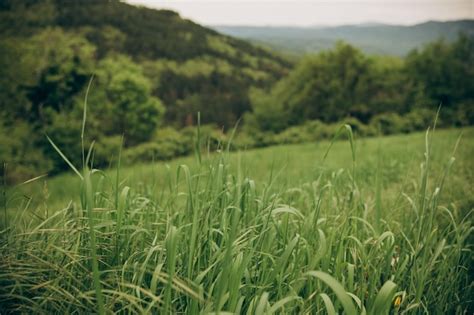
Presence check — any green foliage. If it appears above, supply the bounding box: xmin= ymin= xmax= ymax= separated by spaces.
xmin=0 ymin=38 xmax=35 ymax=119
xmin=81 ymin=25 xmax=127 ymax=58
xmin=248 ymin=87 xmax=289 ymax=132
xmin=124 ymin=127 xmax=193 ymax=163
xmin=123 ymin=142 xmax=166 ymax=164
xmin=0 ymin=0 xmax=473 ymax=184
xmin=369 ymin=113 xmax=403 ymax=135
xmin=249 ymin=43 xmax=368 ymax=130
xmin=232 ymin=132 xmax=257 ymax=149
xmin=153 ymin=127 xmax=193 ymax=156
xmin=0 ymin=120 xmax=52 ymax=184
xmin=11 ymin=0 xmax=289 ymax=128
xmin=250 ymin=42 xmax=376 ymax=130
xmin=303 ymin=120 xmax=340 ymax=140
xmin=93 ymin=136 xmax=123 ymax=168
xmin=248 ymin=36 xmax=473 ymax=132
xmin=26 ymin=28 xmax=96 ymax=120
xmin=403 ymin=108 xmax=437 ymax=132
xmin=454 ymin=100 xmax=474 ymax=126
xmin=405 ymin=34 xmax=474 ymax=109
xmin=43 ymin=112 xmax=84 ymax=173
xmin=94 ymin=56 xmax=166 ymax=145
xmin=0 ymin=0 xmax=57 ymax=36
xmin=274 ymin=125 xmax=312 ymax=144
xmin=0 ymin=0 xmax=291 ymax=182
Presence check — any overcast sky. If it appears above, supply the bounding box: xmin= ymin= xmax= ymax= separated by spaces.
xmin=125 ymin=0 xmax=473 ymax=26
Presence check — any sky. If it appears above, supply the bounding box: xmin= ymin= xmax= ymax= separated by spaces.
xmin=125 ymin=0 xmax=473 ymax=26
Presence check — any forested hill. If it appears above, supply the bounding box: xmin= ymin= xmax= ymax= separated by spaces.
xmin=60 ymin=1 xmax=289 ymax=66
xmin=0 ymin=0 xmax=291 ymax=127
xmin=1 ymin=0 xmax=289 ymax=64
xmin=2 ymin=0 xmax=473 ymax=183
xmin=214 ymin=20 xmax=474 ymax=56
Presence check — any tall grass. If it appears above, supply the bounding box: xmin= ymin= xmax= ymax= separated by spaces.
xmin=0 ymin=120 xmax=472 ymax=313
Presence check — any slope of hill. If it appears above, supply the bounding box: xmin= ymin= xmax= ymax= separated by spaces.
xmin=214 ymin=20 xmax=474 ymax=56
xmin=0 ymin=0 xmax=291 ymax=126
xmin=0 ymin=0 xmax=293 ymax=181
xmin=1 ymin=0 xmax=289 ymax=66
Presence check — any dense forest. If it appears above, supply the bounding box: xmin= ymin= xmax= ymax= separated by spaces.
xmin=1 ymin=0 xmax=473 ymax=183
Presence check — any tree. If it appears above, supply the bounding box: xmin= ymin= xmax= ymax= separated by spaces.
xmin=87 ymin=56 xmax=166 ymax=145
xmin=24 ymin=28 xmax=96 ymax=121
xmin=0 ymin=38 xmax=35 ymax=121
xmin=248 ymin=42 xmax=377 ymax=131
xmin=405 ymin=34 xmax=474 ymax=110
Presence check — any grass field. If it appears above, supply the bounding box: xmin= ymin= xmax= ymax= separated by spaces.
xmin=1 ymin=127 xmax=473 ymax=313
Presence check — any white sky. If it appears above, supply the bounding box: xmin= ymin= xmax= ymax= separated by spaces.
xmin=125 ymin=0 xmax=473 ymax=26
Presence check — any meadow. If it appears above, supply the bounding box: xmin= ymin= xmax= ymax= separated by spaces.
xmin=1 ymin=126 xmax=473 ymax=314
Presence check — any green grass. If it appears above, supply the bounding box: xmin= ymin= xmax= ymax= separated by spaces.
xmin=1 ymin=127 xmax=473 ymax=313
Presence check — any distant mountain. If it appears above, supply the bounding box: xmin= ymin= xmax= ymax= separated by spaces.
xmin=213 ymin=20 xmax=474 ymax=56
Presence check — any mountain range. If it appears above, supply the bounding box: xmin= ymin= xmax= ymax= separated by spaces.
xmin=214 ymin=20 xmax=474 ymax=56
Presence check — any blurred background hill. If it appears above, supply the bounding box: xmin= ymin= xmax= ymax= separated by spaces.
xmin=214 ymin=20 xmax=474 ymax=56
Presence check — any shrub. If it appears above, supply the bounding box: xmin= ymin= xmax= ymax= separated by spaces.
xmin=0 ymin=120 xmax=52 ymax=184
xmin=232 ymin=132 xmax=257 ymax=150
xmin=274 ymin=125 xmax=312 ymax=144
xmin=123 ymin=127 xmax=194 ymax=164
xmin=403 ymin=108 xmax=436 ymax=132
xmin=123 ymin=142 xmax=163 ymax=164
xmin=248 ymin=131 xmax=277 ymax=148
xmin=93 ymin=136 xmax=124 ymax=168
xmin=455 ymin=101 xmax=474 ymax=126
xmin=189 ymin=125 xmax=228 ymax=151
xmin=154 ymin=127 xmax=193 ymax=156
xmin=303 ymin=120 xmax=340 ymax=141
xmin=341 ymin=117 xmax=379 ymax=137
xmin=370 ymin=112 xmax=405 ymax=135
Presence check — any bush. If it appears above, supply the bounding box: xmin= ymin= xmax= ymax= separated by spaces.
xmin=403 ymin=108 xmax=436 ymax=132
xmin=232 ymin=132 xmax=257 ymax=150
xmin=123 ymin=142 xmax=163 ymax=164
xmin=0 ymin=120 xmax=52 ymax=184
xmin=303 ymin=120 xmax=340 ymax=141
xmin=187 ymin=124 xmax=228 ymax=151
xmin=154 ymin=127 xmax=193 ymax=156
xmin=341 ymin=117 xmax=379 ymax=137
xmin=248 ymin=131 xmax=277 ymax=148
xmin=123 ymin=127 xmax=194 ymax=164
xmin=274 ymin=125 xmax=312 ymax=144
xmin=93 ymin=136 xmax=124 ymax=168
xmin=455 ymin=101 xmax=474 ymax=126
xmin=370 ymin=113 xmax=405 ymax=135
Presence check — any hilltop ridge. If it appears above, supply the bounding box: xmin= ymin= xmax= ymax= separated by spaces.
xmin=214 ymin=20 xmax=474 ymax=56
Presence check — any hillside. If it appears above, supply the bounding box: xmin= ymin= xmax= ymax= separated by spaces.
xmin=0 ymin=0 xmax=293 ymax=182
xmin=0 ymin=0 xmax=291 ymax=126
xmin=1 ymin=1 xmax=473 ymax=184
xmin=214 ymin=20 xmax=474 ymax=56
xmin=17 ymin=127 xmax=474 ymax=210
